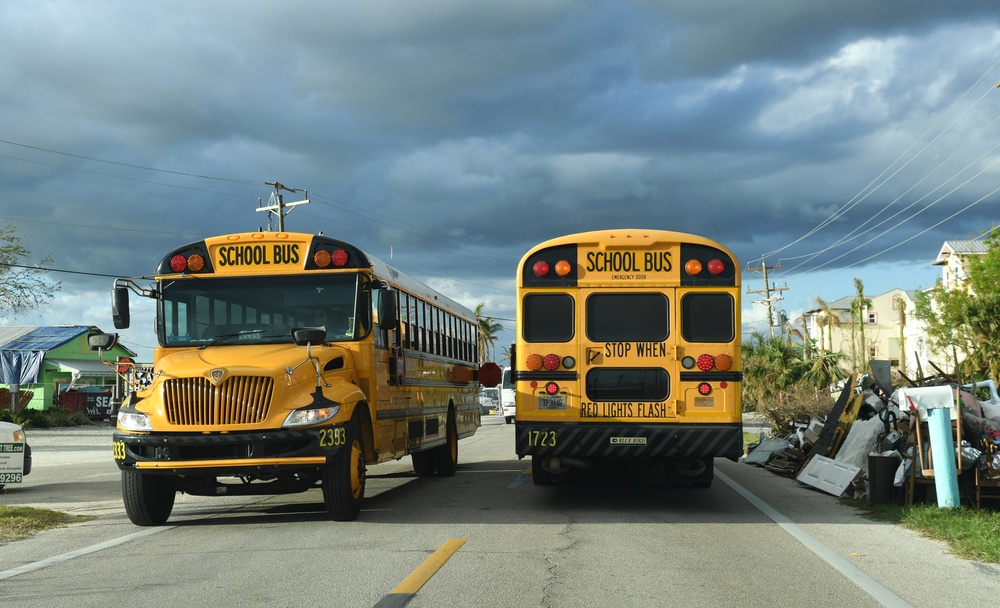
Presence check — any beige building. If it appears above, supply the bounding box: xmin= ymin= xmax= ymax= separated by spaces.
xmin=801 ymin=237 xmax=990 ymax=379
xmin=802 ymin=289 xmax=932 ymax=378
xmin=932 ymin=239 xmax=989 ymax=292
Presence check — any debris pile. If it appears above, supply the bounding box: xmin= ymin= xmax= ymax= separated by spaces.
xmin=744 ymin=359 xmax=1000 ymax=508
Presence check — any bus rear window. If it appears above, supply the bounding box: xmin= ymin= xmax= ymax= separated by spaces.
xmin=522 ymin=294 xmax=574 ymax=342
xmin=681 ymin=293 xmax=735 ymax=343
xmin=586 ymin=368 xmax=669 ymax=402
xmin=586 ymin=293 xmax=668 ymax=342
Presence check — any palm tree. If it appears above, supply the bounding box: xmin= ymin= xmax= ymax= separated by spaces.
xmin=814 ymin=297 xmax=844 ymax=354
xmin=850 ymin=278 xmax=872 ymax=373
xmin=474 ymin=303 xmax=503 ymax=363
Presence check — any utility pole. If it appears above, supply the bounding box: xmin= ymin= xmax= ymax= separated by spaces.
xmin=746 ymin=258 xmax=788 ymax=339
xmin=258 ymin=181 xmax=309 ymax=231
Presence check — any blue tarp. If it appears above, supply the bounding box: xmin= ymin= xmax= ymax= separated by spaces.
xmin=0 ymin=350 xmax=44 ymax=385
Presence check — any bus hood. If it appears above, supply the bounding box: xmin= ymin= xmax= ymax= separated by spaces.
xmin=153 ymin=344 xmax=354 ymax=385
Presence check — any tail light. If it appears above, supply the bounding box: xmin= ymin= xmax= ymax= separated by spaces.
xmin=314 ymin=248 xmax=350 ymax=268
xmin=545 ymin=382 xmax=560 ymax=395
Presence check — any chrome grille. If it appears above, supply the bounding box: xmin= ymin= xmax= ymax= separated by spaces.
xmin=163 ymin=376 xmax=273 ymax=426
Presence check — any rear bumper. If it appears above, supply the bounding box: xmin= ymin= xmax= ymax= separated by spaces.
xmin=515 ymin=421 xmax=743 ymax=462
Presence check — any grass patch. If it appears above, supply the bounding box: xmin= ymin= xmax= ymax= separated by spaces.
xmin=0 ymin=505 xmax=95 ymax=544
xmin=847 ymin=500 xmax=1000 ymax=563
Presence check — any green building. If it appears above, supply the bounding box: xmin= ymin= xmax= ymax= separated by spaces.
xmin=0 ymin=325 xmax=136 ymax=412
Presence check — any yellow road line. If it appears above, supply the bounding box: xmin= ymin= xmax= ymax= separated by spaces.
xmin=390 ymin=538 xmax=467 ymax=595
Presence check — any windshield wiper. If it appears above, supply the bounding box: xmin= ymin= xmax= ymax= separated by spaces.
xmin=198 ymin=330 xmax=266 ymax=350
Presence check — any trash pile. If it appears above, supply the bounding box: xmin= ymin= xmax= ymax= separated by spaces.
xmin=744 ymin=359 xmax=1000 ymax=508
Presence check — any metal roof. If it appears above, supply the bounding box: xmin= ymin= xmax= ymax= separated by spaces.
xmin=0 ymin=326 xmax=92 ymax=351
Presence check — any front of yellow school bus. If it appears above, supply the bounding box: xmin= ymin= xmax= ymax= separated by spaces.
xmin=95 ymin=231 xmax=406 ymax=525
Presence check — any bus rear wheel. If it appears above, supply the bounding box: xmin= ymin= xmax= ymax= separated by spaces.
xmin=122 ymin=470 xmax=176 ymax=526
xmin=531 ymin=455 xmax=556 ymax=486
xmin=664 ymin=457 xmax=714 ymax=488
xmin=411 ymin=450 xmax=436 ymax=477
xmin=433 ymin=411 xmax=458 ymax=477
xmin=323 ymin=419 xmax=366 ymax=521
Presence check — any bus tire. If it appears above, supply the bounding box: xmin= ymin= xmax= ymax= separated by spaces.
xmin=664 ymin=457 xmax=714 ymax=489
xmin=505 ymin=416 xmax=513 ymax=424
xmin=122 ymin=469 xmax=176 ymax=526
xmin=531 ymin=455 xmax=555 ymax=486
xmin=323 ymin=419 xmax=366 ymax=521
xmin=433 ymin=411 xmax=458 ymax=477
xmin=411 ymin=450 xmax=436 ymax=477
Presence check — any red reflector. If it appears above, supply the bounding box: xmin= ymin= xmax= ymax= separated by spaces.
xmin=331 ymin=249 xmax=349 ymax=267
xmin=697 ymin=354 xmax=714 ymax=371
xmin=314 ymin=250 xmax=331 ymax=268
xmin=545 ymin=382 xmax=559 ymax=395
xmin=542 ymin=354 xmax=560 ymax=371
xmin=719 ymin=381 xmax=728 ymax=389
xmin=684 ymin=259 xmax=703 ymax=276
xmin=170 ymin=255 xmax=187 ymax=272
xmin=707 ymin=259 xmax=725 ymax=275
xmin=533 ymin=260 xmax=550 ymax=277
xmin=698 ymin=383 xmax=712 ymax=395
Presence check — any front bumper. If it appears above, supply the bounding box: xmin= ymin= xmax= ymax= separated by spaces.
xmin=113 ymin=427 xmax=344 ymax=476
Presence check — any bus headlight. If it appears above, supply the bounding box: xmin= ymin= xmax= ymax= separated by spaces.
xmin=284 ymin=406 xmax=340 ymax=427
xmin=117 ymin=409 xmax=152 ymax=432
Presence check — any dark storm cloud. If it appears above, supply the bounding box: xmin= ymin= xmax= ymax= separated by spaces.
xmin=1 ymin=0 xmax=999 ymax=356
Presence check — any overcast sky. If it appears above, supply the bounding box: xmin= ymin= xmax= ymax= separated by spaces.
xmin=2 ymin=1 xmax=999 ymax=361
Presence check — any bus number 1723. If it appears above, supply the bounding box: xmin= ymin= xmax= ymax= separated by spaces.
xmin=527 ymin=430 xmax=557 ymax=447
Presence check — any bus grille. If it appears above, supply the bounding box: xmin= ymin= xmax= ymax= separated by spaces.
xmin=163 ymin=376 xmax=273 ymax=426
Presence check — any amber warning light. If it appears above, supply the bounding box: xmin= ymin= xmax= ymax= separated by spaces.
xmin=684 ymin=258 xmax=726 ymax=276
xmin=533 ymin=259 xmax=573 ymax=277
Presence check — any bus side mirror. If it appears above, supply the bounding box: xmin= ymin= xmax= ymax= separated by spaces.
xmin=88 ymin=332 xmax=119 ymax=351
xmin=378 ymin=289 xmax=399 ymax=331
xmin=112 ymin=286 xmax=131 ymax=329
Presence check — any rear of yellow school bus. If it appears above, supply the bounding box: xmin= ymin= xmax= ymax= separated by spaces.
xmin=93 ymin=231 xmax=492 ymax=525
xmin=513 ymin=229 xmax=743 ymax=486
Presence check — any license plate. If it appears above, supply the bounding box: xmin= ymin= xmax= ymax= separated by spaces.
xmin=538 ymin=395 xmax=566 ymax=410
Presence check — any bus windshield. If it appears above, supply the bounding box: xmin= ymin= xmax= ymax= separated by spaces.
xmin=158 ymin=274 xmax=371 ymax=347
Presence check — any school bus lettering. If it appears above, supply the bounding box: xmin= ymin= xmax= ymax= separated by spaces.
xmin=587 ymin=251 xmax=637 ymax=272
xmin=604 ymin=342 xmax=666 ymax=357
xmin=585 ymin=250 xmax=672 ymax=273
xmin=605 ymin=342 xmax=632 ymax=357
xmin=217 ymin=243 xmax=301 ymax=267
xmin=527 ymin=430 xmax=557 ymax=447
xmin=113 ymin=440 xmax=127 ymax=461
xmin=581 ymin=401 xmax=635 ymax=418
xmin=634 ymin=342 xmax=666 ymax=357
xmin=318 ymin=426 xmax=346 ymax=447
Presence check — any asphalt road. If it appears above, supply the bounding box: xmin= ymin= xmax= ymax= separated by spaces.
xmin=1 ymin=416 xmax=998 ymax=607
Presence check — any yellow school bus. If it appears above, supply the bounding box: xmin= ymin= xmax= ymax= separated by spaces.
xmin=92 ymin=230 xmax=498 ymax=525
xmin=513 ymin=229 xmax=742 ymax=486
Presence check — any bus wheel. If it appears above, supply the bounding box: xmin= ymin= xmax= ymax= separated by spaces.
xmin=505 ymin=416 xmax=513 ymax=424
xmin=411 ymin=450 xmax=436 ymax=477
xmin=433 ymin=411 xmax=458 ymax=477
xmin=664 ymin=457 xmax=714 ymax=488
xmin=323 ymin=419 xmax=366 ymax=521
xmin=121 ymin=470 xmax=176 ymax=526
xmin=531 ymin=455 xmax=556 ymax=486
